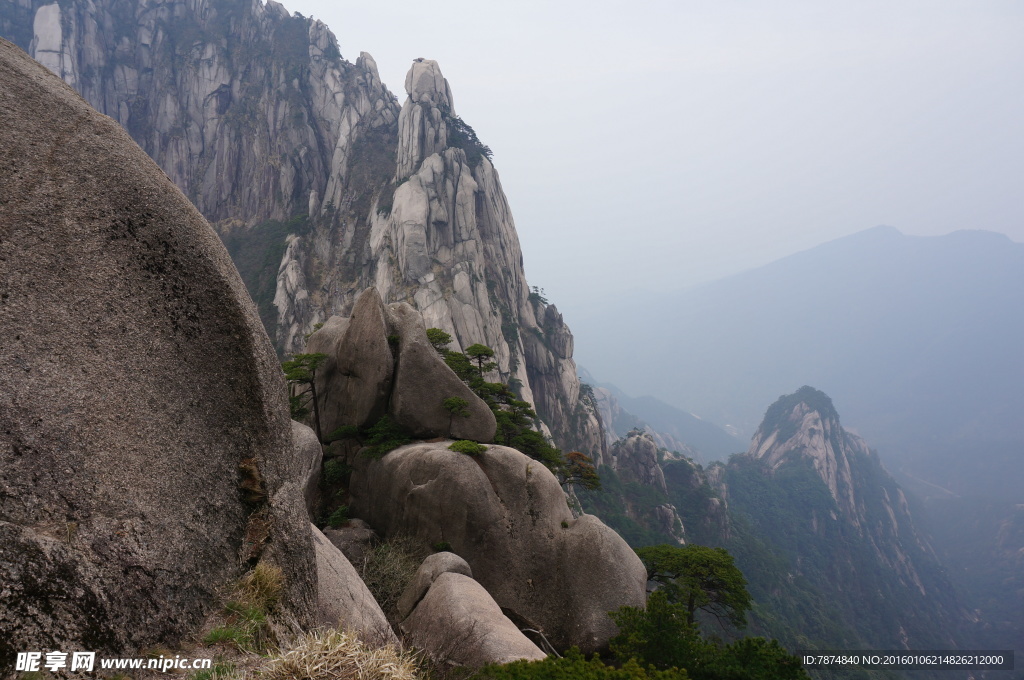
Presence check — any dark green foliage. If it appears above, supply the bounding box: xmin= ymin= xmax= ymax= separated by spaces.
xmin=363 ymin=415 xmax=413 ymax=458
xmin=663 ymin=460 xmax=725 ymax=547
xmin=465 ymin=343 xmax=497 ymax=378
xmin=326 ymin=505 xmax=349 ymax=528
xmin=442 ymin=396 xmax=471 ymax=436
xmin=579 ymin=466 xmax=678 ymax=547
xmin=528 ymin=286 xmax=549 ymax=305
xmin=282 ymin=352 xmax=327 ymax=441
xmin=322 ymin=39 xmax=341 ymax=63
xmin=758 ymin=386 xmax=838 ymax=445
xmin=477 ymin=647 xmax=690 ymax=680
xmin=610 ymin=591 xmax=811 ymax=680
xmin=322 ymin=417 xmax=412 ymax=458
xmin=433 ymin=336 xmax=601 ymax=488
xmin=611 ymin=591 xmax=707 ymax=672
xmin=721 ymin=451 xmax=966 ymax=675
xmin=271 ymin=15 xmax=311 ymax=73
xmin=222 ymin=214 xmax=310 ymax=341
xmin=449 ymin=440 xmax=487 ymax=456
xmin=426 ymin=328 xmax=453 ymax=354
xmin=634 ymin=545 xmax=751 ymax=629
xmin=322 ymin=459 xmax=350 ymax=486
xmin=445 ymin=113 xmax=493 ymax=167
xmin=344 ymin=125 xmax=398 ymax=220
xmin=432 ymin=541 xmax=452 ymax=552
xmin=444 ymin=349 xmax=478 ymax=382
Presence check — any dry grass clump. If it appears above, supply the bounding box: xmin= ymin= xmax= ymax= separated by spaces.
xmin=360 ymin=536 xmax=424 ymax=622
xmin=202 ymin=562 xmax=284 ymax=653
xmin=237 ymin=562 xmax=284 ymax=611
xmin=262 ymin=629 xmax=419 ymax=680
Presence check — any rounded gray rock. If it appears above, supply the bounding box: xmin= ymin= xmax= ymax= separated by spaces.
xmin=312 ymin=525 xmax=397 ymax=647
xmin=396 ymin=551 xmax=473 ymax=620
xmin=350 ymin=442 xmax=646 ymax=651
xmin=293 ymin=420 xmax=324 ymax=519
xmin=0 ymin=38 xmax=314 ymax=665
xmin=387 ymin=302 xmax=496 ymax=442
xmin=401 ymin=572 xmax=546 ymax=667
xmin=305 ymin=287 xmax=394 ymax=434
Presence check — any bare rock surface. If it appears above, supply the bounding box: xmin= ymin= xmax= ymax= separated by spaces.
xmin=323 ymin=519 xmax=379 ymax=568
xmin=0 ymin=38 xmax=314 ymax=667
xmin=293 ymin=420 xmax=324 ymax=519
xmin=311 ymin=525 xmax=396 ymax=646
xmin=386 ymin=302 xmax=496 ymax=441
xmin=396 ymin=551 xmax=473 ymax=621
xmin=612 ymin=430 xmax=668 ymax=493
xmin=304 ymin=294 xmax=495 ymax=442
xmin=305 ymin=288 xmax=394 ymax=434
xmin=350 ymin=442 xmax=646 ymax=651
xmin=401 ymin=572 xmax=546 ymax=667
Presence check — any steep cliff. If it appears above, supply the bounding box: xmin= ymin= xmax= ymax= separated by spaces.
xmin=721 ymin=387 xmax=967 ymax=651
xmin=0 ymin=0 xmax=603 ymax=459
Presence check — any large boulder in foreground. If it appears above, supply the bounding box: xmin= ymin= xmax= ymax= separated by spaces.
xmin=312 ymin=525 xmax=396 ymax=646
xmin=0 ymin=38 xmax=314 ymax=666
xmin=350 ymin=442 xmax=647 ymax=651
xmin=402 ymin=571 xmax=547 ymax=667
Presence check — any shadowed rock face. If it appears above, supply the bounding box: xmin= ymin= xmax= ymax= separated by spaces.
xmin=349 ymin=442 xmax=646 ymax=652
xmin=0 ymin=37 xmax=314 ymax=664
xmin=305 ymin=288 xmax=497 ymax=442
xmin=305 ymin=288 xmax=394 ymax=434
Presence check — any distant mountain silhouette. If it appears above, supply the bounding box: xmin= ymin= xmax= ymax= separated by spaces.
xmin=582 ymin=226 xmax=1024 ymax=501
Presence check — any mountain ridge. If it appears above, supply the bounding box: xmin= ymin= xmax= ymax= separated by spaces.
xmin=0 ymin=0 xmax=605 ymax=459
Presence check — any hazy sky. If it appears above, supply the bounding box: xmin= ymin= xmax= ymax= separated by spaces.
xmin=288 ymin=0 xmax=1023 ymax=316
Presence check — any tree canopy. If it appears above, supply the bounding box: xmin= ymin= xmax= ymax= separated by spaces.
xmin=282 ymin=352 xmax=327 ymax=441
xmin=635 ymin=544 xmax=752 ymax=629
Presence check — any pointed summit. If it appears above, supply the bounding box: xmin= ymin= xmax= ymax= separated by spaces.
xmin=396 ymin=58 xmax=454 ymax=179
xmin=405 ymin=58 xmax=454 ymax=112
xmin=748 ymin=386 xmax=860 ymax=519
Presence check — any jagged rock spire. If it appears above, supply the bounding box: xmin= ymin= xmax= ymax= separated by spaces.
xmin=396 ymin=58 xmax=453 ymax=180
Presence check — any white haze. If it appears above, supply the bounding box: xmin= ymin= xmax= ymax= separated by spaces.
xmin=287 ymin=0 xmax=1024 ymax=323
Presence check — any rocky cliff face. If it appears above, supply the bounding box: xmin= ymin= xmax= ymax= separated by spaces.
xmin=720 ymin=386 xmax=967 ymax=648
xmin=0 ymin=0 xmax=603 ymax=459
xmin=743 ymin=386 xmax=931 ymax=580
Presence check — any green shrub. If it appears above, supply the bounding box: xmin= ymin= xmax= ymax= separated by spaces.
xmin=432 ymin=541 xmax=452 ymax=552
xmin=449 ymin=440 xmax=487 ymax=456
xmin=365 ymin=416 xmax=413 ymax=458
xmin=323 ymin=459 xmax=350 ymax=485
xmin=325 ymin=424 xmax=360 ymax=443
xmin=327 ymin=506 xmax=350 ymax=528
xmin=202 ymin=563 xmax=283 ymax=653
